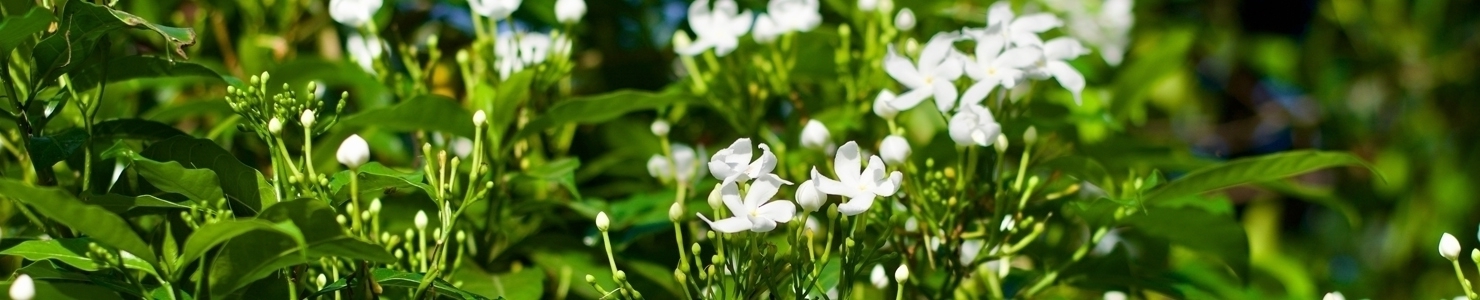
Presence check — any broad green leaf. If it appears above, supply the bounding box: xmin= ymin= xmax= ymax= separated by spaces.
xmin=312 ymin=268 xmax=494 ymax=300
xmin=26 ymin=128 xmax=88 ymax=171
xmin=327 ymin=162 xmax=432 ymax=206
xmin=1124 ymin=206 xmax=1250 ymax=280
xmin=452 ymin=265 xmax=539 ymax=300
xmin=31 ymin=1 xmax=197 ymax=87
xmin=1040 ymin=155 xmax=1117 ymax=197
xmin=0 ymin=6 xmax=52 ymax=55
xmin=1143 ymin=151 xmax=1373 ymax=204
xmin=487 ymin=70 xmax=534 ymax=131
xmin=0 ymin=180 xmax=159 ymax=268
xmin=142 ymin=99 xmax=233 ymax=122
xmin=520 ymin=158 xmax=582 ymax=200
xmin=511 ymin=90 xmax=698 ymax=143
xmin=253 ymin=198 xmax=393 ymax=262
xmin=209 ymin=198 xmax=391 ymax=298
xmin=83 ymin=193 xmax=192 ymax=215
xmin=131 ymin=158 xmax=225 ymax=202
xmin=141 ymin=136 xmax=268 ymax=215
xmin=17 ymin=260 xmax=91 ymax=282
xmin=339 ymin=94 xmax=476 ymax=138
xmin=91 ymin=119 xmax=189 ymax=141
xmin=0 ymin=279 xmax=125 ymax=300
xmin=177 ymin=219 xmax=301 ymax=269
xmin=0 ymin=238 xmax=156 ymax=276
xmin=66 ymin=56 xmax=224 ymax=91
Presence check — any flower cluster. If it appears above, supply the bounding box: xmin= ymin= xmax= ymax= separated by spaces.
xmin=493 ymin=32 xmax=574 ymax=79
xmin=679 ymin=0 xmax=824 ymax=56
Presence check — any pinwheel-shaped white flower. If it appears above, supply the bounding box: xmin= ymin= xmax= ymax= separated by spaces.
xmin=708 ymin=138 xmax=777 ymax=186
xmin=985 ymin=2 xmax=1062 ymax=47
xmin=959 ymin=31 xmax=1041 ymax=107
xmin=647 ymin=143 xmax=708 ymax=184
xmin=884 ymin=33 xmax=964 ymax=113
xmin=470 ymin=0 xmax=522 ymax=20
xmin=769 ymin=0 xmax=821 ymax=33
xmin=329 ymin=0 xmax=382 ymax=27
xmin=948 ymin=104 xmax=1002 ymax=147
xmin=678 ymin=0 xmax=753 ymax=57
xmin=696 ymin=175 xmax=797 ymax=233
xmin=1032 ymin=37 xmax=1090 ymax=104
xmin=812 ymin=141 xmax=902 ymax=216
xmin=555 ymin=0 xmax=586 ymax=24
xmin=752 ymin=14 xmax=783 ymax=43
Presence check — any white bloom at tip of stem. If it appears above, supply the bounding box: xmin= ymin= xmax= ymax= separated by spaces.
xmin=9 ymin=273 xmax=33 ymax=300
xmin=473 ymin=110 xmax=487 ymax=126
xmin=337 ymin=134 xmax=371 ymax=169
xmin=959 ymin=29 xmax=1041 ymax=107
xmin=884 ymin=33 xmax=965 ymax=113
xmin=695 ymin=175 xmax=797 ymax=233
xmin=872 ymin=89 xmax=900 ymax=119
xmin=1103 ymin=291 xmax=1128 ymax=300
xmin=893 ymin=8 xmax=916 ymax=31
xmin=894 ymin=264 xmax=909 ymax=281
xmin=650 ymin=120 xmax=671 ymax=136
xmin=879 ymin=135 xmax=911 ymax=165
xmin=1321 ymin=292 xmax=1344 ymax=300
xmin=300 ymin=109 xmax=316 ymax=127
xmin=948 ymin=104 xmax=1002 ymax=148
xmin=1441 ymin=232 xmax=1462 ymax=260
xmin=769 ymin=0 xmax=822 ymax=33
xmin=329 ymin=0 xmax=381 ymax=28
xmin=812 ymin=141 xmax=903 ymax=216
xmin=800 ymin=120 xmax=833 ymax=151
xmin=1033 ymin=37 xmax=1090 ymax=105
xmin=708 ymin=138 xmax=778 ymax=186
xmin=369 ymin=198 xmax=382 ymax=213
xmin=596 ymin=211 xmax=611 ymax=231
xmin=267 ymin=117 xmax=283 ymax=134
xmin=469 ymin=0 xmax=522 ymax=20
xmin=795 ymin=178 xmax=826 ymax=212
xmin=870 ymin=264 xmax=889 ymax=289
xmin=985 ymin=2 xmax=1062 ymax=47
xmin=346 ymin=33 xmax=384 ymax=75
xmin=555 ymin=0 xmax=586 ymax=24
xmin=414 ymin=210 xmax=429 ymax=231
xmin=678 ymin=0 xmax=753 ymax=57
xmin=857 ymin=0 xmax=878 ymax=12
xmin=648 ymin=143 xmax=707 ymax=184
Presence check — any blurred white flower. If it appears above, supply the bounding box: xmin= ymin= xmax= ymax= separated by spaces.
xmin=493 ymin=32 xmax=570 ymax=79
xmin=650 ymin=120 xmax=671 ymax=136
xmin=647 ymin=143 xmax=707 ymax=184
xmin=879 ymin=135 xmax=910 ymax=165
xmin=800 ymin=120 xmax=833 ymax=151
xmin=1104 ymin=291 xmax=1128 ymax=300
xmin=451 ymin=137 xmax=473 ymax=158
xmin=812 ymin=141 xmax=902 ymax=216
xmin=795 ymin=177 xmax=826 ymax=212
xmin=329 ymin=0 xmax=381 ymax=27
xmin=870 ymin=264 xmax=889 ymax=289
xmin=470 ymin=0 xmax=521 ymax=20
xmin=893 ymin=8 xmax=916 ymax=31
xmin=984 ymin=2 xmax=1062 ymax=47
xmin=752 ymin=14 xmax=783 ymax=43
xmin=884 ymin=33 xmax=964 ymax=113
xmin=337 ymin=134 xmax=371 ymax=169
xmin=696 ymin=175 xmax=797 ymax=233
xmin=872 ymin=89 xmax=901 ymax=119
xmin=678 ymin=0 xmax=753 ymax=57
xmin=1032 ymin=37 xmax=1090 ymax=104
xmin=959 ymin=30 xmax=1040 ymax=107
xmin=1322 ymin=292 xmax=1345 ymax=300
xmin=948 ymin=104 xmax=1002 ymax=147
xmin=857 ymin=0 xmax=878 ymax=12
xmin=959 ymin=238 xmax=984 ymax=264
xmin=804 ymin=215 xmax=822 ymax=233
xmin=346 ymin=33 xmax=384 ymax=75
xmin=9 ymin=274 xmax=33 ymax=300
xmin=1441 ymin=232 xmax=1462 ymax=260
xmin=769 ymin=0 xmax=821 ymax=33
xmin=1053 ymin=0 xmax=1134 ymax=66
xmin=708 ymin=138 xmax=778 ymax=186
xmin=555 ymin=0 xmax=586 ymax=24
xmin=999 ymin=215 xmax=1016 ymax=231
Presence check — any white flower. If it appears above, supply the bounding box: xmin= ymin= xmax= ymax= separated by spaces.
xmin=451 ymin=137 xmax=473 ymax=158
xmin=1441 ymin=232 xmax=1462 ymax=260
xmin=707 ymin=138 xmax=778 ymax=186
xmin=346 ymin=33 xmax=384 ymax=75
xmin=1322 ymin=292 xmax=1344 ymax=300
xmin=857 ymin=0 xmax=878 ymax=12
xmin=870 ymin=264 xmax=889 ymax=289
xmin=959 ymin=238 xmax=984 ymax=264
xmin=696 ymin=175 xmax=797 ymax=233
xmin=894 ymin=265 xmax=909 ymax=281
xmin=812 ymin=141 xmax=902 ymax=216
xmin=300 ymin=109 xmax=316 ymax=127
xmin=872 ymin=89 xmax=900 ymax=119
xmin=879 ymin=135 xmax=910 ymax=165
xmin=885 ymin=33 xmax=965 ymax=113
xmin=337 ymin=134 xmax=371 ymax=169
xmin=329 ymin=0 xmax=381 ymax=27
xmin=959 ymin=31 xmax=1041 ymax=107
xmin=469 ymin=0 xmax=522 ymax=20
xmin=984 ymin=2 xmax=1062 ymax=47
xmin=1033 ymin=37 xmax=1090 ymax=104
xmin=1056 ymin=0 xmax=1134 ymax=66
xmin=999 ymin=216 xmax=1016 ymax=231
xmin=795 ymin=178 xmax=825 ymax=212
xmin=1104 ymin=291 xmax=1128 ymax=300
xmin=647 ymin=143 xmax=707 ymax=184
xmin=9 ymin=274 xmax=33 ymax=300
xmin=893 ymin=8 xmax=916 ymax=31
xmin=768 ymin=0 xmax=822 ymax=33
xmin=650 ymin=120 xmax=671 ymax=136
xmin=800 ymin=120 xmax=833 ymax=151
xmin=752 ymin=14 xmax=783 ymax=43
xmin=678 ymin=0 xmax=753 ymax=57
xmin=555 ymin=0 xmax=586 ymax=23
xmin=948 ymin=104 xmax=1002 ymax=147
xmin=493 ymin=32 xmax=568 ymax=79
xmin=414 ymin=210 xmax=429 ymax=230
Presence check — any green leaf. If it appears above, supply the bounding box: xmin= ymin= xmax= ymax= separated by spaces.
xmin=520 ymin=158 xmax=582 ymax=201
xmin=31 ymin=1 xmax=197 ymax=87
xmin=327 ymin=162 xmax=432 ymax=206
xmin=83 ymin=193 xmax=192 ymax=215
xmin=26 ymin=128 xmax=88 ymax=171
xmin=209 ymin=198 xmax=391 ymax=298
xmin=0 ymin=238 xmax=156 ymax=276
xmin=131 ymin=158 xmax=225 ymax=201
xmin=339 ymin=94 xmax=476 ymax=138
xmin=143 ymin=99 xmax=233 ymax=122
xmin=312 ymin=268 xmax=494 ymax=300
xmin=511 ymin=90 xmax=698 ymax=144
xmin=1143 ymin=151 xmax=1373 ymax=204
xmin=1040 ymin=155 xmax=1117 ymax=196
xmin=141 ymin=136 xmax=268 ymax=215
xmin=487 ymin=70 xmax=534 ymax=131
xmin=91 ymin=119 xmax=189 ymax=141
xmin=1124 ymin=206 xmax=1250 ymax=280
xmin=451 ymin=265 xmax=539 ymax=300
xmin=0 ymin=179 xmax=159 ymax=268
xmin=67 ymin=56 xmax=224 ymax=90
xmin=177 ymin=219 xmax=301 ymax=271
xmin=0 ymin=279 xmax=125 ymax=300
xmin=0 ymin=6 xmax=52 ymax=55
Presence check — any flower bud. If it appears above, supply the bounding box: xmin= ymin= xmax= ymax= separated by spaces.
xmin=1106 ymin=291 xmax=1129 ymax=300
xmin=800 ymin=120 xmax=832 ymax=151
xmin=796 ymin=178 xmax=825 ymax=212
xmin=596 ymin=211 xmax=611 ymax=231
xmin=894 ymin=8 xmax=916 ymax=31
xmin=268 ymin=117 xmax=283 ymax=134
xmin=651 ymin=120 xmax=670 ymax=136
xmin=1321 ymin=292 xmax=1343 ymax=300
xmin=614 ymin=270 xmax=627 ymax=282
xmin=414 ymin=210 xmax=429 ymax=231
xmin=369 ymin=198 xmax=382 ymax=213
xmin=879 ymin=135 xmax=910 ymax=165
xmin=870 ymin=264 xmax=889 ymax=289
xmin=9 ymin=274 xmax=33 ymax=300
xmin=894 ymin=264 xmax=909 ymax=282
xmin=669 ymin=202 xmax=685 ymax=222
xmin=858 ymin=0 xmax=878 ymax=12
xmin=555 ymin=0 xmax=586 ymax=24
xmin=1441 ymin=232 xmax=1462 ymax=260
xmin=328 ymin=0 xmax=382 ymax=27
xmin=706 ymin=183 xmax=723 ymax=209
xmin=995 ymin=133 xmax=1009 ymax=153
xmin=301 ymin=109 xmax=316 ymax=127
xmin=1023 ymin=126 xmax=1038 ymax=146
xmin=873 ymin=89 xmax=900 ymax=119
xmin=584 ymin=274 xmax=597 ymax=284
xmin=1473 ymin=249 xmax=1480 ymax=264
xmin=473 ymin=110 xmax=487 ymax=126
xmin=337 ymin=134 xmax=371 ymax=169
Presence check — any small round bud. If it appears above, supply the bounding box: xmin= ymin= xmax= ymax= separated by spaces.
xmin=870 ymin=264 xmax=889 ymax=289
xmin=414 ymin=210 xmax=429 ymax=231
xmin=706 ymin=183 xmax=724 ymax=209
xmin=894 ymin=264 xmax=909 ymax=282
xmin=1441 ymin=232 xmax=1462 ymax=261
xmin=894 ymin=8 xmax=916 ymax=31
xmin=651 ymin=120 xmax=671 ymax=136
xmin=995 ymin=133 xmax=1009 ymax=153
xmin=337 ymin=134 xmax=371 ymax=169
xmin=596 ymin=211 xmax=611 ymax=231
xmin=301 ymin=109 xmax=316 ymax=127
xmin=369 ymin=199 xmax=382 ymax=213
xmin=800 ymin=120 xmax=832 ymax=151
xmin=668 ymin=202 xmax=685 ymax=222
xmin=584 ymin=274 xmax=597 ymax=284
xmin=614 ymin=270 xmax=627 ymax=282
xmin=873 ymin=89 xmax=900 ymax=119
xmin=335 ymin=215 xmax=347 ymax=226
xmin=473 ymin=110 xmax=487 ymax=126
xmin=9 ymin=274 xmax=34 ymax=300
xmin=316 ymin=274 xmax=328 ymax=287
xmin=268 ymin=117 xmax=283 ymax=134
xmin=1023 ymin=126 xmax=1038 ymax=146
xmin=879 ymin=135 xmax=911 ymax=165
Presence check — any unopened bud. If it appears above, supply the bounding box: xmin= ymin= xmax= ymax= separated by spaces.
xmin=268 ymin=117 xmax=283 ymax=134
xmin=651 ymin=120 xmax=671 ymax=136
xmin=596 ymin=211 xmax=611 ymax=231
xmin=894 ymin=264 xmax=910 ymax=282
xmin=669 ymin=202 xmax=684 ymax=222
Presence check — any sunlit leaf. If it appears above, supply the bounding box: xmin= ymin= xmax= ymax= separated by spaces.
xmin=1143 ymin=150 xmax=1373 ymax=204
xmin=0 ymin=179 xmax=159 ymax=269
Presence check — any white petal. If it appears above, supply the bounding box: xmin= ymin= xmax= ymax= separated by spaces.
xmin=959 ymin=80 xmax=997 ymax=108
xmin=712 ymin=37 xmax=740 ymax=57
xmin=1010 ymin=14 xmax=1062 ymax=33
xmin=918 ymin=34 xmax=958 ymax=74
xmin=948 ymin=111 xmax=977 ymax=147
xmin=755 ymin=201 xmax=797 ymax=224
xmin=973 ymin=122 xmax=1002 ymax=147
xmin=720 ymin=181 xmax=748 ymax=217
xmin=986 ymin=2 xmax=1014 ymax=26
xmin=973 ymin=34 xmax=1006 ymax=65
xmin=813 ymin=167 xmax=855 ymax=197
xmin=885 ymin=50 xmax=925 ymax=88
xmin=996 ymin=46 xmax=1043 ymax=69
xmin=745 ymin=174 xmax=785 ymax=209
xmin=1047 ymin=61 xmax=1085 ymax=104
xmin=1044 ymin=37 xmax=1088 ymax=61
xmin=648 ymin=155 xmax=672 ymax=179
xmin=748 ymin=216 xmax=778 ymax=232
xmin=708 ymin=160 xmax=738 ymax=181
xmin=838 ymin=194 xmax=876 ymax=216
xmin=936 ymin=53 xmax=964 ymax=80
xmin=932 ymin=79 xmax=959 ymax=113
xmin=887 ymin=88 xmax=931 ymax=111
xmin=677 ymin=39 xmax=714 ymax=56
xmin=746 ymin=144 xmax=778 ymax=178
xmin=697 ymin=213 xmax=752 ymax=233
xmin=834 ymin=141 xmax=862 ymax=184
xmin=1009 ymin=33 xmax=1044 ymax=47
xmin=796 ymin=179 xmax=826 ymax=212
xmin=879 ymin=135 xmax=911 ymax=166
xmin=723 ymin=139 xmax=753 ymax=165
